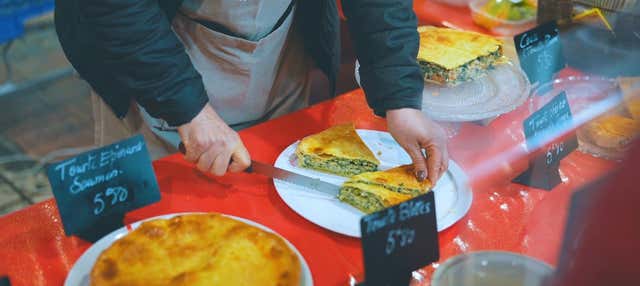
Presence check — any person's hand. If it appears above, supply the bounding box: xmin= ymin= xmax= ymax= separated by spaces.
xmin=386 ymin=108 xmax=448 ymax=185
xmin=177 ymin=105 xmax=251 ymax=175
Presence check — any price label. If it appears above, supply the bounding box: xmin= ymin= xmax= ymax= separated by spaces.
xmin=360 ymin=192 xmax=439 ymax=286
xmin=514 ymin=21 xmax=565 ymax=85
xmin=47 ymin=135 xmax=160 ymax=242
xmin=545 ymin=141 xmax=568 ymax=167
xmin=0 ymin=277 xmax=10 ymax=286
xmin=523 ymin=91 xmax=573 ymax=150
xmin=91 ymin=186 xmax=131 ymax=216
xmin=514 ymin=92 xmax=577 ymax=190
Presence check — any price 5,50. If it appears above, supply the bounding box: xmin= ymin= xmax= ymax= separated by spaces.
xmin=93 ymin=186 xmax=129 ymax=215
xmin=385 ymin=228 xmax=416 ymax=255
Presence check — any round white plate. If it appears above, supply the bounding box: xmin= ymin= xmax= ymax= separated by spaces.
xmin=274 ymin=130 xmax=473 ymax=237
xmin=355 ymin=61 xmax=531 ymax=122
xmin=65 ymin=213 xmax=314 ymax=286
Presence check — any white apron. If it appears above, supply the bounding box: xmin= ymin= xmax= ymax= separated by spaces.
xmin=141 ymin=0 xmax=312 ymax=147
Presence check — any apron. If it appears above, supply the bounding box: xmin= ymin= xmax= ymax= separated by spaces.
xmin=140 ymin=0 xmax=312 ymax=147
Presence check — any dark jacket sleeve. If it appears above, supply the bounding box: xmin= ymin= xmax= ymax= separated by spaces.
xmin=341 ymin=0 xmax=423 ymax=117
xmin=55 ymin=0 xmax=208 ymax=126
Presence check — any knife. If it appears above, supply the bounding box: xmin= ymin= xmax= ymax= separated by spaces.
xmin=178 ymin=143 xmax=340 ymax=196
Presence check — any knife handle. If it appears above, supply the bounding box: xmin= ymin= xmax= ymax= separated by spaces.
xmin=178 ymin=142 xmax=253 ymax=173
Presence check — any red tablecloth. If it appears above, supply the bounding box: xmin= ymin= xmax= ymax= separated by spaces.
xmin=338 ymin=0 xmax=490 ymax=34
xmin=0 ymin=81 xmax=617 ymax=285
xmin=414 ymin=0 xmax=492 ymax=34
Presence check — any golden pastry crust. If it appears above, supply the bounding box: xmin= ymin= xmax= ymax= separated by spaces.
xmin=90 ymin=214 xmax=301 ymax=286
xmin=627 ymin=98 xmax=640 ymax=121
xmin=586 ymin=115 xmax=640 ymax=149
xmin=296 ymin=123 xmax=379 ymax=176
xmin=340 ymin=181 xmax=414 ymax=213
xmin=338 ymin=165 xmax=432 ymax=213
xmin=350 ymin=165 xmax=432 ymax=194
xmin=618 ymin=77 xmax=640 ymax=120
xmin=417 ymin=26 xmax=503 ymax=70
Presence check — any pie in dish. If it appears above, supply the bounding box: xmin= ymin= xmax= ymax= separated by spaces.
xmin=90 ymin=213 xmax=301 ymax=286
xmin=417 ymin=26 xmax=504 ymax=85
xmin=296 ymin=123 xmax=380 ymax=176
xmin=619 ymin=77 xmax=640 ymax=120
xmin=584 ymin=115 xmax=640 ymax=149
xmin=626 ymin=98 xmax=640 ymax=121
xmin=338 ymin=165 xmax=432 ymax=213
xmin=579 ymin=77 xmax=640 ymax=153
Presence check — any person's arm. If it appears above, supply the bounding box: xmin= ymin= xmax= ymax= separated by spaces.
xmin=55 ymin=0 xmax=251 ymax=174
xmin=55 ymin=0 xmax=207 ymax=126
xmin=342 ymin=0 xmax=448 ymax=183
xmin=341 ymin=0 xmax=423 ymax=116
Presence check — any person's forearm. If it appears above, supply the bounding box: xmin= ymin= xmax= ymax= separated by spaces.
xmin=56 ymin=0 xmax=208 ymax=126
xmin=341 ymin=0 xmax=424 ymax=116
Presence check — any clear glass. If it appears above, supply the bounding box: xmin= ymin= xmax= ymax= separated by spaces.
xmin=469 ymin=0 xmax=538 ymax=36
xmin=432 ymin=251 xmax=553 ymax=286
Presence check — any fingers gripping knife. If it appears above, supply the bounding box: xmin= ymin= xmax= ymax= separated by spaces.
xmin=178 ymin=143 xmax=340 ymax=196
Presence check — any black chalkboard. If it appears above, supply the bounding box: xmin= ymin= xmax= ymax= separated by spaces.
xmin=514 ymin=21 xmax=565 ymax=85
xmin=514 ymin=92 xmax=577 ymax=190
xmin=359 ymin=192 xmax=439 ymax=286
xmin=46 ymin=134 xmax=161 ymax=242
xmin=0 ymin=277 xmax=10 ymax=286
xmin=523 ymin=91 xmax=573 ymax=149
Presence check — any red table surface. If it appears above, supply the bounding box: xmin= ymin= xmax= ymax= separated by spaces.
xmin=338 ymin=0 xmax=489 ymax=34
xmin=414 ymin=0 xmax=492 ymax=34
xmin=0 ymin=73 xmax=618 ymax=285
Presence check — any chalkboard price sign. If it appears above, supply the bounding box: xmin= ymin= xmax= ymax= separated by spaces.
xmin=514 ymin=21 xmax=565 ymax=85
xmin=523 ymin=91 xmax=573 ymax=149
xmin=359 ymin=192 xmax=439 ymax=286
xmin=514 ymin=91 xmax=578 ymax=190
xmin=47 ymin=135 xmax=160 ymax=242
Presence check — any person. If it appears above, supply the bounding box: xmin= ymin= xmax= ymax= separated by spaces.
xmin=54 ymin=0 xmax=448 ymax=184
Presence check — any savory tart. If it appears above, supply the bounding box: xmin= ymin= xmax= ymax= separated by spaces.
xmin=338 ymin=165 xmax=432 ymax=213
xmin=90 ymin=213 xmax=301 ymax=286
xmin=296 ymin=123 xmax=380 ymax=176
xmin=619 ymin=77 xmax=640 ymax=120
xmin=417 ymin=26 xmax=504 ymax=85
xmin=584 ymin=115 xmax=640 ymax=149
xmin=626 ymin=98 xmax=640 ymax=121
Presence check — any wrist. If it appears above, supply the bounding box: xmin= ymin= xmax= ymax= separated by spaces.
xmin=386 ymin=107 xmax=421 ymax=117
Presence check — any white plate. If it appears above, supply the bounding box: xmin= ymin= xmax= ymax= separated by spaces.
xmin=65 ymin=213 xmax=314 ymax=286
xmin=274 ymin=130 xmax=473 ymax=237
xmin=355 ymin=61 xmax=531 ymax=122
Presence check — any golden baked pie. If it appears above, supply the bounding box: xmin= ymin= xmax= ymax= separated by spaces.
xmin=90 ymin=213 xmax=301 ymax=286
xmin=338 ymin=165 xmax=432 ymax=213
xmin=296 ymin=123 xmax=379 ymax=176
xmin=417 ymin=26 xmax=504 ymax=85
xmin=626 ymin=98 xmax=640 ymax=121
xmin=585 ymin=115 xmax=640 ymax=149
xmin=619 ymin=77 xmax=640 ymax=120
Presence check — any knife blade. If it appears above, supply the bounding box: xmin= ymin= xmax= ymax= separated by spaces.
xmin=247 ymin=160 xmax=340 ymax=197
xmin=178 ymin=143 xmax=340 ymax=196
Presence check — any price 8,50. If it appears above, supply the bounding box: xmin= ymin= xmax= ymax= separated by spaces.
xmin=93 ymin=186 xmax=129 ymax=215
xmin=545 ymin=142 xmax=565 ymax=165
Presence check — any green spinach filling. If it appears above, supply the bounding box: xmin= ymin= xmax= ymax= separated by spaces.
xmin=299 ymin=154 xmax=378 ymax=176
xmin=419 ymin=49 xmax=502 ymax=85
xmin=351 ymin=181 xmax=423 ymax=196
xmin=338 ymin=187 xmax=384 ymax=214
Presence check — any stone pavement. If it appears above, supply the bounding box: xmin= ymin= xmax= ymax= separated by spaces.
xmin=0 ymin=15 xmax=94 ymax=215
